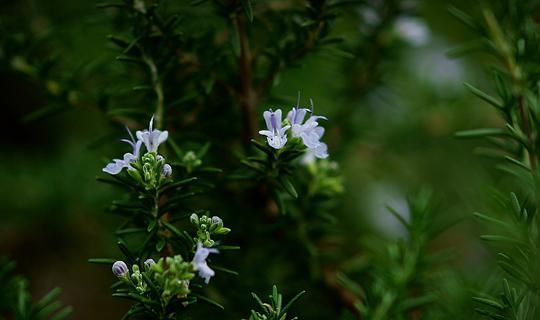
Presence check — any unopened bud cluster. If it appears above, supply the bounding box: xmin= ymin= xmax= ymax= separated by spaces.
xmin=190 ymin=213 xmax=231 ymax=247
xmin=182 ymin=151 xmax=202 ymax=173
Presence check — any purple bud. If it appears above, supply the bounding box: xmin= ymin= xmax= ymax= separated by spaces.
xmin=112 ymin=261 xmax=129 ymax=277
xmin=162 ymin=164 xmax=172 ymax=177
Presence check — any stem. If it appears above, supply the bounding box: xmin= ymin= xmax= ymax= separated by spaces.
xmin=483 ymin=8 xmax=536 ymax=171
xmin=235 ymin=14 xmax=258 ymax=143
xmin=519 ymin=95 xmax=536 ymax=171
xmin=144 ymin=54 xmax=165 ymax=129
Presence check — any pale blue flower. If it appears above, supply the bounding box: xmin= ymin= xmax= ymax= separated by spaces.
xmin=136 ymin=116 xmax=168 ymax=153
xmin=259 ymin=109 xmax=290 ymax=149
xmin=287 ymin=99 xmax=328 ymax=158
xmin=287 ymin=106 xmax=310 ymax=137
xmin=302 ymin=141 xmax=329 ymax=164
xmin=102 ymin=127 xmax=142 ymax=175
xmin=192 ymin=242 xmax=218 ymax=284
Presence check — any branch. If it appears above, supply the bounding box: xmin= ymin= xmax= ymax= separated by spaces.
xmin=235 ymin=13 xmax=258 ymax=143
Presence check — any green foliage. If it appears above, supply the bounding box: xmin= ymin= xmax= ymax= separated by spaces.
xmin=0 ymin=257 xmax=72 ymax=320
xmin=338 ymin=191 xmax=450 ymax=319
xmin=247 ymin=286 xmax=305 ymax=320
xmin=452 ymin=1 xmax=540 ymax=318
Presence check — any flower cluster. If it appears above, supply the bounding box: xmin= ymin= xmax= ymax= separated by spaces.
xmin=112 ymin=242 xmax=219 ymax=303
xmin=258 ymin=101 xmax=329 ymax=160
xmin=103 ymin=116 xmax=172 ymax=185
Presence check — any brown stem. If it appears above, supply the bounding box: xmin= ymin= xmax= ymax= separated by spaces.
xmin=256 ymin=20 xmax=325 ymax=95
xmin=235 ymin=14 xmax=258 ymax=143
xmin=323 ymin=267 xmax=362 ymax=318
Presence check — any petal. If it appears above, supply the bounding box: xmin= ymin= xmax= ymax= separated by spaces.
xmin=314 ymin=142 xmax=329 ymax=159
xmin=301 ymin=132 xmax=321 ymax=148
xmin=313 ymin=126 xmax=325 ymax=139
xmin=268 ymin=136 xmax=280 ymax=149
xmin=287 ymin=109 xmax=294 ymax=124
xmin=158 ymin=130 xmax=168 ymax=145
xmin=259 ymin=130 xmax=273 ymax=137
xmin=136 ymin=130 xmax=145 ymax=141
xmin=123 ymin=153 xmax=136 ymax=163
xmin=263 ymin=111 xmax=272 ymax=130
xmin=274 ymin=109 xmax=282 ymax=129
xmin=279 ymin=125 xmax=291 ymax=135
xmin=295 ymin=108 xmax=308 ymax=124
xmin=102 ymin=159 xmax=125 ymax=175
xmin=291 ymin=124 xmax=302 ymax=137
xmin=134 ymin=140 xmax=143 ymax=157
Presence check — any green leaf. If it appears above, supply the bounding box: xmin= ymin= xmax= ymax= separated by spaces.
xmin=34 ymin=288 xmax=61 ymax=313
xmin=454 ymin=128 xmax=508 ymax=139
xmin=88 ymin=258 xmax=116 ymax=265
xmin=472 ymin=297 xmax=505 ymax=310
xmin=241 ymin=0 xmax=254 ymax=22
xmin=155 ymin=238 xmax=166 ymax=252
xmin=279 ymin=177 xmax=298 ymax=198
xmin=49 ymin=306 xmax=73 ymax=320
xmin=464 ymin=82 xmax=504 ymax=108
xmin=281 ymin=290 xmax=305 ymax=315
xmin=192 ymin=293 xmax=225 ymax=309
xmin=473 ymin=212 xmax=511 ymax=228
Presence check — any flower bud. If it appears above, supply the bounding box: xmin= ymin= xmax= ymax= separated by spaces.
xmin=156 ymin=155 xmax=164 ymax=162
xmin=162 ymin=164 xmax=172 ymax=177
xmin=144 ymin=258 xmax=156 ymax=271
xmin=112 ymin=261 xmax=129 ymax=278
xmin=211 ymin=216 xmax=223 ymax=227
xmin=190 ymin=213 xmax=199 ymax=225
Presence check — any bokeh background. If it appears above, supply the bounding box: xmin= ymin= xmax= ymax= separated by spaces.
xmin=0 ymin=0 xmax=506 ymax=318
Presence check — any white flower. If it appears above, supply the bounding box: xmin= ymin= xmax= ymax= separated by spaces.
xmin=136 ymin=116 xmax=168 ymax=153
xmin=259 ymin=109 xmax=290 ymax=149
xmin=191 ymin=242 xmax=218 ymax=284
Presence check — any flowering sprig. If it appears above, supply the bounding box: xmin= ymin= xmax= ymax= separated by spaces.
xmin=109 ymin=242 xmax=223 ymax=318
xmin=92 ymin=115 xmax=234 ymax=319
xmin=238 ymin=97 xmax=331 ymax=213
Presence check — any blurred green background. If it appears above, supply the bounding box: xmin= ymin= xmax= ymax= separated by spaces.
xmin=0 ymin=0 xmax=505 ymax=318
